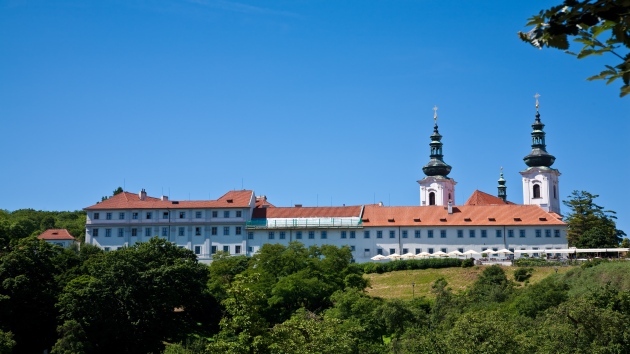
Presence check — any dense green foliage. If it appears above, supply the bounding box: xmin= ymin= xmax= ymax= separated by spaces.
xmin=563 ymin=190 xmax=626 ymax=247
xmin=0 ymin=208 xmax=86 ymax=246
xmin=362 ymin=258 xmax=462 ymax=274
xmin=519 ymin=0 xmax=630 ymax=97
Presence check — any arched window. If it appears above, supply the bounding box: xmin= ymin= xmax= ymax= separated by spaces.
xmin=533 ymin=184 xmax=540 ymax=199
xmin=448 ymin=193 xmax=451 ymax=202
xmin=553 ymin=185 xmax=557 ymax=199
xmin=429 ymin=192 xmax=436 ymax=205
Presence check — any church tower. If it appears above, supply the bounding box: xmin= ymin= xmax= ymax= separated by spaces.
xmin=418 ymin=107 xmax=456 ymax=206
xmin=520 ymin=94 xmax=561 ymax=214
xmin=497 ymin=167 xmax=507 ymax=202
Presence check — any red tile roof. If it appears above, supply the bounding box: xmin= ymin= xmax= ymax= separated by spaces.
xmin=252 ymin=206 xmax=362 ymax=219
xmin=361 ymin=204 xmax=565 ymax=227
xmin=37 ymin=229 xmax=76 ymax=241
xmin=84 ymin=190 xmax=254 ymax=210
xmin=255 ymin=198 xmax=275 ymax=208
xmin=465 ymin=190 xmax=514 ymax=206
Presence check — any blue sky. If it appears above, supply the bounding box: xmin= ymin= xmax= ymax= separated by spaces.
xmin=1 ymin=0 xmax=628 ymax=235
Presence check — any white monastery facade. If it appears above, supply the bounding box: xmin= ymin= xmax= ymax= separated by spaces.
xmin=84 ymin=99 xmax=567 ymax=262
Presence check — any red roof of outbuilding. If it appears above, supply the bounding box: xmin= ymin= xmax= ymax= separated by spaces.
xmin=84 ymin=190 xmax=254 ymax=210
xmin=37 ymin=229 xmax=76 ymax=241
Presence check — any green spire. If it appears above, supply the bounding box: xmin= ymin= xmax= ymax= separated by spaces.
xmin=524 ymin=93 xmax=556 ymax=168
xmin=497 ymin=167 xmax=507 ymax=202
xmin=422 ymin=106 xmax=452 ymax=178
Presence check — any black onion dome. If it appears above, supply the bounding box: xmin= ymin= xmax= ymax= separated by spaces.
xmin=422 ymin=120 xmax=452 ymax=177
xmin=523 ymin=109 xmax=555 ymax=168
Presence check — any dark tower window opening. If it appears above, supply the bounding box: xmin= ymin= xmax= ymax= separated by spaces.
xmin=553 ymin=185 xmax=556 ymax=199
xmin=533 ymin=184 xmax=540 ymax=198
xmin=429 ymin=192 xmax=436 ymax=205
xmin=448 ymin=193 xmax=451 ymax=201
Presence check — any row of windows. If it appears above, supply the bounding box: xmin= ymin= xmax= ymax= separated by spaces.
xmin=243 ymin=229 xmax=563 ymax=240
xmin=92 ymin=226 xmax=243 ymax=237
xmin=93 ymin=210 xmax=244 ymax=220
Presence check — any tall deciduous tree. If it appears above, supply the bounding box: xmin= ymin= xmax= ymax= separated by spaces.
xmin=519 ymin=0 xmax=630 ymax=97
xmin=563 ymin=190 xmax=625 ymax=247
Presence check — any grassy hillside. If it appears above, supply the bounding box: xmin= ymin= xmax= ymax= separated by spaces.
xmin=365 ymin=265 xmax=576 ymax=299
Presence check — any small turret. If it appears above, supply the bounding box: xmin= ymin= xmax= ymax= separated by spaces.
xmin=497 ymin=167 xmax=507 ymax=202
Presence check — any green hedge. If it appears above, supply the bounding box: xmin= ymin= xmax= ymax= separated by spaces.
xmin=362 ymin=258 xmax=462 ymax=274
xmin=514 ymin=258 xmax=565 ymax=267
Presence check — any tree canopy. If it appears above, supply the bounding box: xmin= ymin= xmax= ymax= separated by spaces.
xmin=563 ymin=190 xmax=626 ymax=247
xmin=519 ymin=0 xmax=630 ymax=97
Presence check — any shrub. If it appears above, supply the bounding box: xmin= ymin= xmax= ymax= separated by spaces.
xmin=362 ymin=258 xmax=462 ymax=274
xmin=514 ymin=258 xmax=563 ymax=267
xmin=461 ymin=258 xmax=474 ymax=268
xmin=514 ymin=267 xmax=533 ymax=282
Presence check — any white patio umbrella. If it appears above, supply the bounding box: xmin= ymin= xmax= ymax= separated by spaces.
xmin=401 ymin=252 xmax=416 ymax=259
xmin=371 ymin=255 xmax=388 ymax=261
xmin=431 ymin=251 xmax=448 ymax=257
xmin=417 ymin=252 xmax=431 ymax=258
xmin=496 ymin=248 xmax=514 ymax=255
xmin=387 ymin=253 xmax=403 ymax=260
xmin=462 ymin=250 xmax=480 ymax=258
xmin=448 ymin=250 xmax=464 ymax=257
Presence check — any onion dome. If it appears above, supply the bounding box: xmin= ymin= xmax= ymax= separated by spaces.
xmin=524 ymin=94 xmax=556 ymax=168
xmin=422 ymin=106 xmax=452 ymax=178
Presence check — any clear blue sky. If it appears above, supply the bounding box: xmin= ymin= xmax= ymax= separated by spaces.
xmin=1 ymin=1 xmax=628 ymax=235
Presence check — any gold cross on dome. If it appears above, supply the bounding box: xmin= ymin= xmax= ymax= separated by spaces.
xmin=433 ymin=105 xmax=438 ymax=122
xmin=534 ymin=93 xmax=540 ymax=109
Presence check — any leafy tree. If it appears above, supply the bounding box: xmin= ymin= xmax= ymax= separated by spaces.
xmin=511 ymin=275 xmax=569 ymax=318
xmin=519 ymin=0 xmax=630 ymax=97
xmin=55 ymin=238 xmax=210 ymax=354
xmin=563 ymin=190 xmax=625 ymax=247
xmin=0 ymin=330 xmax=15 ymax=354
xmin=113 ymin=186 xmax=123 ymax=195
xmin=467 ymin=265 xmax=513 ymax=304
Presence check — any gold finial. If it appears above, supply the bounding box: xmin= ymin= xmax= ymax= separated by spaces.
xmin=534 ymin=93 xmax=540 ymax=110
xmin=433 ymin=105 xmax=438 ymax=123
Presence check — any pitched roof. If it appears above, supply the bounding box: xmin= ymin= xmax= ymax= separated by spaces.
xmin=84 ymin=190 xmax=254 ymax=210
xmin=255 ymin=198 xmax=275 ymax=208
xmin=37 ymin=229 xmax=76 ymax=241
xmin=252 ymin=206 xmax=362 ymax=219
xmin=465 ymin=190 xmax=514 ymax=206
xmin=361 ymin=204 xmax=565 ymax=227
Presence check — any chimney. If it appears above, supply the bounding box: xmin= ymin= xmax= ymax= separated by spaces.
xmin=448 ymin=200 xmax=453 ymax=214
xmin=139 ymin=189 xmax=147 ymax=201
xmin=378 ymin=201 xmax=384 ymax=207
xmin=161 ymin=195 xmax=168 ymax=201
xmin=295 ymin=204 xmax=302 ymax=208
xmin=256 ymin=195 xmax=267 ymax=201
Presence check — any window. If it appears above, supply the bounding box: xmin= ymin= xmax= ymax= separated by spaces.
xmin=162 ymin=227 xmax=168 ymax=236
xmin=132 ymin=212 xmax=138 ymax=220
xmin=428 ymin=230 xmax=434 ymax=238
xmin=236 ymin=210 xmax=242 ymax=217
xmin=118 ymin=228 xmax=124 ymax=237
xmin=389 ymin=248 xmax=396 ymax=255
xmin=195 ymin=211 xmax=202 ymax=219
xmin=350 ymin=246 xmax=355 ymax=251
xmin=458 ymin=248 xmax=464 ymax=253
xmin=296 ymin=231 xmax=302 ymax=239
xmin=554 ymin=229 xmax=560 ymax=238
xmin=402 ymin=248 xmax=408 ymax=254
xmin=415 ymin=230 xmax=421 ymax=238
xmin=106 ymin=212 xmax=112 ymax=220
xmin=211 ymin=246 xmax=217 ymax=254
xmin=179 ymin=212 xmax=186 ymax=219
xmin=457 ymin=230 xmax=463 ymax=238
xmin=146 ymin=212 xmax=152 ymax=219
xmin=223 ymin=227 xmax=229 ymax=236
xmin=179 ymin=227 xmax=185 ymax=236
xmin=350 ymin=231 xmax=356 ymax=239
xmin=441 ymin=248 xmax=447 ymax=253
xmin=93 ymin=228 xmax=99 ymax=237
xmin=308 ymin=231 xmax=315 ymax=239
xmin=492 ymin=247 xmax=498 ymax=252
xmin=162 ymin=212 xmax=169 ymax=219
xmin=494 ymin=230 xmax=501 ymax=238
xmin=377 ymin=249 xmax=383 ymax=255
xmin=119 ymin=212 xmax=125 ymax=219
xmin=321 ymin=231 xmax=327 ymax=239
xmin=429 ymin=192 xmax=436 ymax=205
xmin=194 ymin=246 xmax=201 ymax=255
xmin=247 ymin=246 xmax=253 ymax=252
xmin=428 ymin=248 xmax=434 ymax=254
xmin=145 ymin=228 xmax=152 ymax=237
xmin=469 ymin=230 xmax=476 ymax=238
xmin=235 ymin=245 xmax=241 ymax=254
xmin=94 ymin=212 xmax=100 ymax=220
xmin=508 ymin=229 xmax=514 ymax=238
xmin=195 ymin=227 xmax=201 ymax=236
xmin=236 ymin=227 xmax=242 ymax=235
xmin=248 ymin=232 xmax=254 ymax=240
xmin=377 ymin=231 xmax=383 ymax=239
xmin=212 ymin=211 xmax=218 ymax=218
xmin=545 ymin=229 xmax=551 ymax=237
xmin=223 ymin=245 xmax=229 ymax=253
xmin=402 ymin=230 xmax=408 ymax=238
xmin=105 ymin=229 xmax=112 ymax=237
xmin=389 ymin=230 xmax=395 ymax=238
xmin=211 ymin=227 xmax=217 ymax=235
xmin=279 ymin=231 xmax=285 ymax=239
xmin=104 ymin=247 xmax=110 ymax=252
xmin=415 ymin=248 xmax=422 ymax=254
xmin=364 ymin=231 xmax=370 ymax=238
xmin=535 ymin=229 xmax=542 ymax=238
xmin=341 ymin=231 xmax=347 ymax=239
xmin=481 ymin=230 xmax=487 ymax=238
xmin=440 ymin=230 xmax=446 ymax=238
xmin=533 ymin=184 xmax=541 ymax=198
xmin=131 ymin=228 xmax=137 ymax=237
xmin=268 ymin=232 xmax=275 ymax=240
xmin=224 ymin=211 xmax=230 ymax=218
